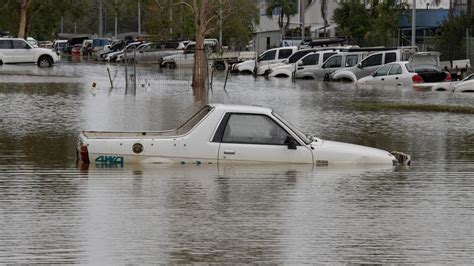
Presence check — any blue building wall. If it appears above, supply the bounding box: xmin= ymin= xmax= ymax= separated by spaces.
xmin=398 ymin=9 xmax=460 ymax=30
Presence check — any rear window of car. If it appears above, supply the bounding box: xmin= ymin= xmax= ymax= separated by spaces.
xmin=406 ymin=64 xmax=439 ymax=73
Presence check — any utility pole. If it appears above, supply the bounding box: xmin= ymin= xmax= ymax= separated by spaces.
xmin=170 ymin=3 xmax=173 ymax=35
xmin=219 ymin=0 xmax=222 ymax=46
xmin=115 ymin=0 xmax=118 ymax=38
xmin=138 ymin=0 xmax=141 ymax=36
xmin=300 ymin=0 xmax=305 ymax=44
xmin=99 ymin=0 xmax=103 ymax=37
xmin=411 ymin=0 xmax=416 ymax=47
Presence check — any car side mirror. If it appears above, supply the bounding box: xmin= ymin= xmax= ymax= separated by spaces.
xmin=285 ymin=135 xmax=298 ymax=150
xmin=371 ymin=72 xmax=375 ymax=77
xmin=297 ymin=61 xmax=303 ymax=66
xmin=357 ymin=63 xmax=362 ymax=69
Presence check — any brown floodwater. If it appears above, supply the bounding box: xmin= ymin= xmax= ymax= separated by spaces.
xmin=0 ymin=60 xmax=473 ymax=263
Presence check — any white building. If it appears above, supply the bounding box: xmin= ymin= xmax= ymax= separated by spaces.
xmin=253 ymin=0 xmax=456 ymax=53
xmin=254 ymin=0 xmax=341 ymax=52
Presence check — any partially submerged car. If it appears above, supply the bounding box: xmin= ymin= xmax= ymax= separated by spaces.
xmin=357 ymin=59 xmax=452 ymax=91
xmin=77 ymin=104 xmax=410 ymax=166
xmin=0 ymin=37 xmax=60 ymax=67
xmin=453 ymin=73 xmax=474 ymax=92
xmin=269 ymin=50 xmax=337 ymax=78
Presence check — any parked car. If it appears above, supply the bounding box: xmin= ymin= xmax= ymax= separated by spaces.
xmin=453 ymin=73 xmax=474 ymax=92
xmin=52 ymin=39 xmax=68 ymax=53
xmin=103 ymin=41 xmax=141 ymax=62
xmin=232 ymin=46 xmax=298 ymax=74
xmin=133 ymin=42 xmax=182 ymax=64
xmin=71 ymin=44 xmax=82 ymax=56
xmin=331 ymin=46 xmax=418 ymax=82
xmin=160 ymin=40 xmax=219 ymax=68
xmin=357 ymin=60 xmax=452 ymax=90
xmin=77 ymin=104 xmax=410 ymax=166
xmin=0 ymin=38 xmax=60 ymax=67
xmin=257 ymin=48 xmax=339 ymax=76
xmin=296 ymin=51 xmax=367 ymax=80
xmin=269 ymin=50 xmax=337 ymax=78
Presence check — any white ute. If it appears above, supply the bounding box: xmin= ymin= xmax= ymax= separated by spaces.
xmin=77 ymin=104 xmax=410 ymax=166
xmin=0 ymin=38 xmax=60 ymax=67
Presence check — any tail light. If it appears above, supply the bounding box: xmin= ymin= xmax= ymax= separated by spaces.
xmin=412 ymin=74 xmax=424 ymax=83
xmin=79 ymin=145 xmax=90 ymax=163
xmin=444 ymin=72 xmax=452 ymax=82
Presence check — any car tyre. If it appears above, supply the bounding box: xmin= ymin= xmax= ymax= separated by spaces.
xmin=163 ymin=62 xmax=176 ymax=69
xmin=37 ymin=55 xmax=53 ymax=67
xmin=214 ymin=61 xmax=225 ymax=71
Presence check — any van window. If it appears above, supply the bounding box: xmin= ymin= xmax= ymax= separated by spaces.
xmin=385 ymin=52 xmax=397 ymax=64
xmin=288 ymin=50 xmax=313 ymax=63
xmin=322 ymin=55 xmax=342 ymax=68
xmin=258 ymin=50 xmax=276 ymax=61
xmin=323 ymin=52 xmax=337 ymax=62
xmin=361 ymin=53 xmax=383 ymax=68
xmin=301 ymin=53 xmax=320 ymax=66
xmin=278 ymin=49 xmax=293 ymax=59
xmin=13 ymin=40 xmax=30 ymax=49
xmin=0 ymin=40 xmax=11 ymax=49
xmin=345 ymin=54 xmax=359 ymax=67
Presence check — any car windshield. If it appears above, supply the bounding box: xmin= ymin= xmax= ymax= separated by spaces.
xmin=406 ymin=63 xmax=439 ymax=73
xmin=272 ymin=112 xmax=311 ymax=144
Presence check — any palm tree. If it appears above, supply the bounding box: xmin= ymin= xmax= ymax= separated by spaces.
xmin=320 ymin=0 xmax=328 ymax=36
xmin=266 ymin=0 xmax=298 ymax=41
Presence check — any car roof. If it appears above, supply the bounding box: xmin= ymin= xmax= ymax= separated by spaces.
xmin=208 ymin=104 xmax=273 ymax=114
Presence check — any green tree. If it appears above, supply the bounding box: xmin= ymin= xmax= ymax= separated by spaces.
xmin=332 ymin=0 xmax=406 ymax=46
xmin=435 ymin=14 xmax=474 ymax=61
xmin=332 ymin=1 xmax=370 ymax=45
xmin=265 ymin=0 xmax=298 ymax=40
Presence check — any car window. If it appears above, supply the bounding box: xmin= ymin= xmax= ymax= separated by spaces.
xmin=323 ymin=52 xmax=337 ymax=62
xmin=322 ymin=55 xmax=342 ymax=68
xmin=258 ymin=50 xmax=276 ymax=61
xmin=13 ymin=40 xmax=30 ymax=49
xmin=388 ymin=64 xmax=402 ymax=75
xmin=0 ymin=40 xmax=11 ymax=49
xmin=361 ymin=53 xmax=383 ymax=68
xmin=384 ymin=52 xmax=397 ymax=64
xmin=373 ymin=64 xmax=392 ymax=77
xmin=301 ymin=53 xmax=320 ymax=66
xmin=288 ymin=50 xmax=312 ymax=63
xmin=222 ymin=114 xmax=290 ymax=145
xmin=278 ymin=49 xmax=293 ymax=59
xmin=345 ymin=54 xmax=359 ymax=67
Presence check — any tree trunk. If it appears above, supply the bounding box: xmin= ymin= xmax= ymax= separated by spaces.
xmin=192 ymin=0 xmax=210 ymax=103
xmin=17 ymin=0 xmax=31 ymax=39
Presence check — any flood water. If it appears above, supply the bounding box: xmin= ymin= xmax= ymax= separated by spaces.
xmin=0 ymin=59 xmax=473 ymax=263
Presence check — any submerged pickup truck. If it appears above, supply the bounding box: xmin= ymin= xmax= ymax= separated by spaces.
xmin=77 ymin=104 xmax=410 ymax=166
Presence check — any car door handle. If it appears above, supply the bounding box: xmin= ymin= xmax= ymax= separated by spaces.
xmin=381 ymin=78 xmax=384 ymax=81
xmin=297 ymin=67 xmax=304 ymax=70
xmin=223 ymin=150 xmax=235 ymax=155
xmin=395 ymin=77 xmax=399 ymax=80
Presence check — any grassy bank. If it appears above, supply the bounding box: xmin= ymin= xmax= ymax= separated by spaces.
xmin=353 ymin=102 xmax=474 ymax=114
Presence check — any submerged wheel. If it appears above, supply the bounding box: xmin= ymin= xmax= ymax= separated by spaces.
xmin=214 ymin=61 xmax=226 ymax=71
xmin=162 ymin=62 xmax=176 ymax=69
xmin=37 ymin=55 xmax=53 ymax=67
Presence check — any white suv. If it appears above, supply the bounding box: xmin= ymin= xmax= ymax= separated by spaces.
xmin=0 ymin=38 xmax=60 ymax=67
